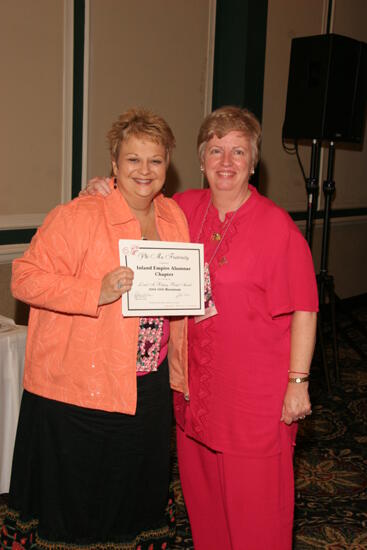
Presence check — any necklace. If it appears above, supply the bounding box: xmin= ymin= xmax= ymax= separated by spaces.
xmin=196 ymin=196 xmax=244 ymax=266
xmin=138 ymin=205 xmax=156 ymax=241
xmin=194 ymin=193 xmax=249 ymax=323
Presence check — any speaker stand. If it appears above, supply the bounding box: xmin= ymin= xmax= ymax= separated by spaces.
xmin=317 ymin=142 xmax=339 ymax=391
xmin=305 ymin=139 xmax=320 ymax=247
xmin=304 ymin=139 xmax=333 ymax=392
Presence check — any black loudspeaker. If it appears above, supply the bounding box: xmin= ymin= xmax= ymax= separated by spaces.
xmin=283 ymin=34 xmax=367 ymax=142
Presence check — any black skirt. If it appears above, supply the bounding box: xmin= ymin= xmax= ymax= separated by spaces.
xmin=0 ymin=358 xmax=175 ymax=549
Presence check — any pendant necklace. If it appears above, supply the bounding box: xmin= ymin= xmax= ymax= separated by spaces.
xmin=196 ymin=196 xmax=244 ymax=265
xmin=195 ymin=195 xmax=245 ymax=322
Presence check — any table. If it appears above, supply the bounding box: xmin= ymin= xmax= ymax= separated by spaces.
xmin=0 ymin=321 xmax=27 ymax=494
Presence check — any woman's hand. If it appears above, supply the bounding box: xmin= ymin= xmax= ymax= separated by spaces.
xmin=80 ymin=177 xmax=111 ymax=197
xmin=99 ymin=267 xmax=134 ymax=306
xmin=280 ymin=383 xmax=312 ymax=424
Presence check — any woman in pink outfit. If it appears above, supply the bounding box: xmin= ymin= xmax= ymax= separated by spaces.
xmin=84 ymin=106 xmax=318 ymax=550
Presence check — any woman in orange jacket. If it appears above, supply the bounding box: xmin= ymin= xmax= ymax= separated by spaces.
xmin=1 ymin=108 xmax=189 ymax=549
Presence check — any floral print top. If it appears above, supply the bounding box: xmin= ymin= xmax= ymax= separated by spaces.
xmin=136 ymin=317 xmax=168 ymax=373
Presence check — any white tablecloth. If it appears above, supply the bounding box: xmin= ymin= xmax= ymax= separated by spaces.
xmin=0 ymin=321 xmax=27 ymax=493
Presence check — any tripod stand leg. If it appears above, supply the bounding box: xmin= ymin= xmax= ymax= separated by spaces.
xmin=317 ymin=277 xmax=332 ymax=393
xmin=328 ymin=277 xmax=340 ymax=384
xmin=317 ymin=311 xmax=332 ymax=393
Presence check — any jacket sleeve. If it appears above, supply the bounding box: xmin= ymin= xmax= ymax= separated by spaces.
xmin=11 ymin=202 xmax=102 ymax=317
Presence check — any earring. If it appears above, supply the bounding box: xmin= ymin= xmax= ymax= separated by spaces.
xmin=200 ymin=166 xmax=204 ymax=173
xmin=113 ymin=177 xmax=117 ymax=189
xmin=251 ymin=169 xmax=255 ymax=175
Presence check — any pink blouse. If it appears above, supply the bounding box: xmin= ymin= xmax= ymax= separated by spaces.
xmin=173 ymin=185 xmax=318 ymax=457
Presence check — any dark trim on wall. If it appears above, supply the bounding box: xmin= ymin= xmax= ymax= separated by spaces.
xmin=71 ymin=0 xmax=85 ymax=199
xmin=290 ymin=206 xmax=367 ymax=221
xmin=212 ymin=0 xmax=268 ymax=189
xmin=3 ymin=206 xmax=365 ymax=246
xmin=0 ymin=229 xmax=37 ymax=245
xmin=212 ymin=0 xmax=268 ymax=122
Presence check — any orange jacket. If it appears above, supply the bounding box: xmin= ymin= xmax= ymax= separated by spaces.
xmin=12 ymin=185 xmax=189 ymax=414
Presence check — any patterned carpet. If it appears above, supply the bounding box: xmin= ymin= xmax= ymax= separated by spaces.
xmin=172 ymin=302 xmax=367 ymax=549
xmin=1 ymin=303 xmax=366 ymax=549
xmin=291 ymin=303 xmax=367 ymax=549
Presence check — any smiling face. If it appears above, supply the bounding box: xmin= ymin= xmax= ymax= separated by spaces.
xmin=112 ymin=135 xmax=168 ymax=208
xmin=202 ymin=131 xmax=253 ymax=200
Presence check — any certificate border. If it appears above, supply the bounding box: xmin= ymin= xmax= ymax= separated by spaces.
xmin=123 ymin=244 xmax=204 ymax=315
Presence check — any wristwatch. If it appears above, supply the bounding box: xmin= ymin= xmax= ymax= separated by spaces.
xmin=288 ymin=375 xmax=310 ymax=384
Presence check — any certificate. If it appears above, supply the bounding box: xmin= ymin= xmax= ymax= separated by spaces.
xmin=119 ymin=240 xmax=204 ymax=316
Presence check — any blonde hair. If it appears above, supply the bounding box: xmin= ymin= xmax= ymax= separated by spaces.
xmin=107 ymin=107 xmax=176 ymax=164
xmin=197 ymin=106 xmax=261 ymax=167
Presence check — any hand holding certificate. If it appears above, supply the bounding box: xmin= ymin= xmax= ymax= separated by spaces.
xmin=119 ymin=240 xmax=204 ymax=316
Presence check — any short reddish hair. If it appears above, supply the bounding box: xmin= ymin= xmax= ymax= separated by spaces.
xmin=197 ymin=106 xmax=261 ymax=167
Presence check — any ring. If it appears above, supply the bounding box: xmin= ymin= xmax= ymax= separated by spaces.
xmin=117 ymin=280 xmax=123 ymax=289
